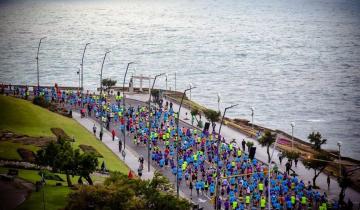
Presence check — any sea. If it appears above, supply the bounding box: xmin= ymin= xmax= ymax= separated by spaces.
xmin=0 ymin=0 xmax=359 ymax=159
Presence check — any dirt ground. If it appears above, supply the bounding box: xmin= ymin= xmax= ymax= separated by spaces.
xmin=0 ymin=178 xmax=33 ymax=210
xmin=0 ymin=130 xmax=55 ymax=147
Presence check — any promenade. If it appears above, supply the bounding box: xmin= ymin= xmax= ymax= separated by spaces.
xmin=3 ymin=86 xmax=359 ymax=209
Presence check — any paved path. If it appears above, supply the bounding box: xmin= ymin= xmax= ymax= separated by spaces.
xmin=127 ymin=93 xmax=360 ymax=204
xmin=73 ymin=111 xmax=155 ymax=180
xmin=0 ymin=178 xmax=33 ymax=210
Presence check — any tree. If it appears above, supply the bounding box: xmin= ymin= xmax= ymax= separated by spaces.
xmin=102 ymin=78 xmax=117 ymax=95
xmin=77 ymin=153 xmax=98 ymax=185
xmin=35 ymin=141 xmax=60 ymax=167
xmin=258 ymin=131 xmax=277 ymax=163
xmin=302 ymin=152 xmax=331 ymax=188
xmin=36 ymin=138 xmax=98 ymax=187
xmin=151 ymin=89 xmax=161 ymax=105
xmin=203 ymin=108 xmax=220 ymax=132
xmin=337 ymin=167 xmax=360 ymax=204
xmin=282 ymin=151 xmax=300 ymax=171
xmin=246 ymin=141 xmax=254 ymax=153
xmin=190 ymin=107 xmax=200 ymax=125
xmin=190 ymin=107 xmax=200 ymax=119
xmin=308 ymin=131 xmax=327 ymax=151
xmin=53 ymin=139 xmax=76 ymax=187
xmin=282 ymin=151 xmax=300 ymax=162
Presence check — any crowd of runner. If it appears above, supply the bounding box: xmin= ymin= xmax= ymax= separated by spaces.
xmin=2 ymin=84 xmax=351 ymax=210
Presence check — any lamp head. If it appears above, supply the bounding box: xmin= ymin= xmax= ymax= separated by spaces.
xmin=337 ymin=141 xmax=342 ymax=147
xmin=291 ymin=122 xmax=295 ymax=127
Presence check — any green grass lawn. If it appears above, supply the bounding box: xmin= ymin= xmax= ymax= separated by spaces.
xmin=16 ymin=185 xmax=71 ymax=210
xmin=0 ymin=141 xmax=40 ymax=161
xmin=0 ymin=95 xmax=128 ymax=172
xmin=0 ymin=167 xmax=106 ymax=186
xmin=0 ymin=167 xmax=106 ymax=210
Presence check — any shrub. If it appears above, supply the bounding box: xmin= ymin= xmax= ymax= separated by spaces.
xmin=50 ymin=128 xmax=73 ymax=142
xmin=33 ymin=96 xmax=51 ymax=108
xmin=79 ymin=145 xmax=103 ymax=157
xmin=38 ymin=170 xmax=64 ymax=182
xmin=66 ymin=172 xmax=191 ymax=210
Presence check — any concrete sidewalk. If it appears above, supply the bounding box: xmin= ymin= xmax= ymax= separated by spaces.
xmin=72 ymin=111 xmax=154 ymax=180
xmin=127 ymin=93 xmax=360 ymax=203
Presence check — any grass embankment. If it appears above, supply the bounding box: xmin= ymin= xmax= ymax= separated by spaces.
xmin=0 ymin=95 xmax=128 ymax=172
xmin=17 ymin=185 xmax=70 ymax=210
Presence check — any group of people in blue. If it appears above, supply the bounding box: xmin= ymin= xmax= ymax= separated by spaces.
xmin=2 ymin=84 xmax=348 ymax=210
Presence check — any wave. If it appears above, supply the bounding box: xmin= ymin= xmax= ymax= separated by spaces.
xmin=305 ymin=119 xmax=326 ymax=122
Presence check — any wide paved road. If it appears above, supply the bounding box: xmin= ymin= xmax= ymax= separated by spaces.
xmin=83 ymin=98 xmax=214 ymax=210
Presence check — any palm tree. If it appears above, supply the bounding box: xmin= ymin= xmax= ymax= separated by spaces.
xmin=258 ymin=131 xmax=277 ymax=163
xmin=246 ymin=141 xmax=254 ymax=153
xmin=190 ymin=107 xmax=200 ymax=125
xmin=203 ymin=108 xmax=220 ymax=132
xmin=308 ymin=131 xmax=327 ymax=151
xmin=102 ymin=78 xmax=117 ymax=95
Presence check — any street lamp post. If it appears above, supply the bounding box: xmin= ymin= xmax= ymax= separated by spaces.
xmin=165 ymin=73 xmax=168 ymax=92
xmin=217 ymin=93 xmax=221 ymax=113
xmin=291 ymin=122 xmax=295 ymax=150
xmin=174 ymin=71 xmax=177 ymax=92
xmin=147 ymin=73 xmax=165 ymax=172
xmin=76 ymin=68 xmax=80 ymax=93
xmin=36 ymin=37 xmax=46 ymax=95
xmin=189 ymin=83 xmax=193 ymax=111
xmin=250 ymin=107 xmax=255 ymax=130
xmin=337 ymin=141 xmax=342 ymax=178
xmin=122 ymin=62 xmax=134 ymax=152
xmin=215 ymin=104 xmax=239 ymax=210
xmin=176 ymin=85 xmax=196 ymax=198
xmin=99 ymin=51 xmax=111 ymax=136
xmin=80 ymin=43 xmax=90 ymax=107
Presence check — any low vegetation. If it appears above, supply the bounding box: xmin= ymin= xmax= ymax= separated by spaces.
xmin=79 ymin=145 xmax=103 ymax=157
xmin=66 ymin=172 xmax=191 ymax=210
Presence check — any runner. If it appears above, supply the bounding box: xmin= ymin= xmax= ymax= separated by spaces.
xmin=30 ymin=87 xmax=337 ymax=210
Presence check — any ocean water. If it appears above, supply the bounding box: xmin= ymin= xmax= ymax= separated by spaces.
xmin=0 ymin=0 xmax=359 ymax=159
